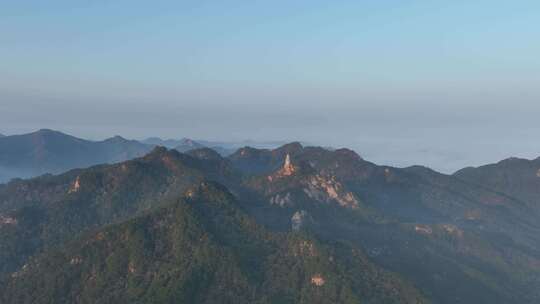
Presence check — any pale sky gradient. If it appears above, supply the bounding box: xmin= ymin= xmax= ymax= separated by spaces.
xmin=1 ymin=1 xmax=540 ymax=172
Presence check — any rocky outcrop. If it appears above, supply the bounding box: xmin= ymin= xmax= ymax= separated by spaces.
xmin=269 ymin=154 xmax=297 ymax=180
xmin=311 ymin=274 xmax=326 ymax=286
xmin=303 ymin=174 xmax=359 ymax=208
xmin=282 ymin=154 xmax=295 ymax=176
xmin=414 ymin=224 xmax=433 ymax=235
xmin=269 ymin=192 xmax=292 ymax=207
xmin=263 ymin=154 xmax=360 ymax=209
xmin=68 ymin=176 xmax=81 ymax=194
xmin=0 ymin=214 xmax=17 ymax=226
xmin=441 ymin=224 xmax=464 ymax=237
xmin=291 ymin=210 xmax=313 ymax=231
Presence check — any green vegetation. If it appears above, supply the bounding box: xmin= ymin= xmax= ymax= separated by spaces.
xmin=1 ymin=182 xmax=427 ymax=304
xmin=2 ymin=144 xmax=540 ymax=303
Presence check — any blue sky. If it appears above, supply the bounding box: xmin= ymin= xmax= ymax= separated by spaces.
xmin=1 ymin=1 xmax=540 ymax=172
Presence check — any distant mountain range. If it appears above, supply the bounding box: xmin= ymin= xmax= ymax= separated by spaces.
xmin=1 ymin=141 xmax=540 ymax=303
xmin=140 ymin=137 xmax=187 ymax=148
xmin=0 ymin=130 xmax=288 ymax=183
xmin=141 ymin=137 xmax=209 ymax=152
xmin=141 ymin=137 xmax=288 ymax=155
xmin=0 ymin=129 xmax=152 ymax=182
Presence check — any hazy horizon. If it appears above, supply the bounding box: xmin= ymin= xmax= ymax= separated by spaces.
xmin=2 ymin=126 xmax=540 ymax=175
xmin=2 ymin=1 xmax=539 ymax=173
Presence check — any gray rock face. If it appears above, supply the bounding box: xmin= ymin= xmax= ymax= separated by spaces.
xmin=291 ymin=210 xmax=312 ymax=231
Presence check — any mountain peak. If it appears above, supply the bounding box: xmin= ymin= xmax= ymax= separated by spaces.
xmin=174 ymin=138 xmax=205 ymax=152
xmin=33 ymin=129 xmax=68 ymax=137
xmin=36 ymin=128 xmax=57 ymax=133
xmin=186 ymin=147 xmax=223 ymax=161
xmin=144 ymin=136 xmax=163 ymax=142
xmin=234 ymin=146 xmax=267 ymax=157
xmin=275 ymin=142 xmax=303 ymax=154
xmin=146 ymin=145 xmax=173 ymax=156
xmin=104 ymin=135 xmax=129 ymax=143
xmin=334 ymin=148 xmax=362 ymax=161
xmin=180 ymin=138 xmax=199 ymax=146
xmin=184 ymin=180 xmax=234 ymax=203
xmin=141 ymin=146 xmax=183 ymax=164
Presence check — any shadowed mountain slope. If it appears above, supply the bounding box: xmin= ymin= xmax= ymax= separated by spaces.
xmin=0 ymin=181 xmax=427 ymax=304
xmin=0 ymin=147 xmax=240 ymax=276
xmin=228 ymin=143 xmax=540 ymax=304
xmin=0 ymin=129 xmax=152 ymax=182
xmin=141 ymin=137 xmax=236 ymax=156
xmin=2 ymin=143 xmax=540 ymax=303
xmin=454 ymin=157 xmax=540 ymax=213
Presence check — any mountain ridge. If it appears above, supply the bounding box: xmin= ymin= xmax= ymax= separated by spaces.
xmin=226 ymin=143 xmax=540 ymax=303
xmin=0 ymin=180 xmax=428 ymax=304
xmin=0 ymin=129 xmax=153 ymax=183
xmin=2 ymin=138 xmax=540 ymax=302
xmin=454 ymin=156 xmax=540 ymax=213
